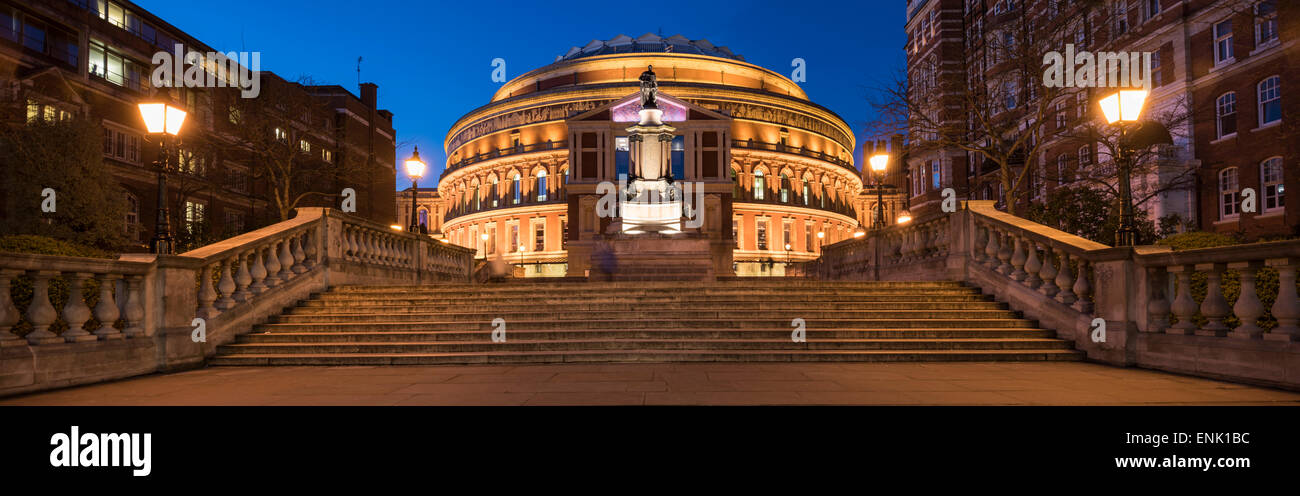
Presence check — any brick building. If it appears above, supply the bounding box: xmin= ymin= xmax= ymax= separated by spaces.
xmin=1 ymin=0 xmax=397 ymax=251
xmin=903 ymin=0 xmax=1295 ymax=241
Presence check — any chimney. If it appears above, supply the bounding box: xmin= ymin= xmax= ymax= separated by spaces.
xmin=360 ymin=82 xmax=378 ymax=108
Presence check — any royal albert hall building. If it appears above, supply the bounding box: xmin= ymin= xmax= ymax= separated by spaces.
xmin=433 ymin=34 xmax=880 ymax=277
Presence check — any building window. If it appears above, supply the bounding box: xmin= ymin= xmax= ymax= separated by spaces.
xmin=1261 ymin=158 xmax=1285 ymax=212
xmin=561 ymin=218 xmax=568 ymax=249
xmin=931 ymin=160 xmax=942 ymax=189
xmin=1216 ymin=92 xmax=1237 ymax=138
xmin=1214 ymin=20 xmax=1234 ymax=65
xmin=88 ymin=40 xmax=144 ymax=90
xmin=1078 ymin=145 xmax=1091 ymax=167
xmin=228 ymin=167 xmax=249 ymax=194
xmin=417 ymin=209 xmax=429 ymax=230
xmin=802 ymin=179 xmax=810 ymax=206
xmin=780 ymin=174 xmax=790 ymax=203
xmin=614 ymin=136 xmax=630 ymax=178
xmin=757 ymin=219 xmax=768 ymax=251
xmin=534 ymin=221 xmax=545 ymax=252
xmin=472 ymin=184 xmax=481 ymax=210
xmin=1113 ymin=1 xmax=1129 ymax=36
xmin=124 ymin=193 xmax=139 ymax=234
xmin=1219 ymin=167 xmax=1240 ymax=219
xmin=322 ymin=149 xmax=333 ymax=163
xmin=1258 ymin=76 xmax=1281 ymax=126
xmin=274 ymin=127 xmax=287 ymax=142
xmin=536 ymin=170 xmax=548 ymax=201
xmin=804 ymin=223 xmax=813 ymax=252
xmin=487 ymin=225 xmax=496 ymax=255
xmin=102 ymin=127 xmax=140 ymax=164
xmin=1057 ymin=155 xmax=1069 ymax=183
xmin=782 ymin=220 xmax=792 ymax=251
xmin=299 ymin=140 xmax=310 ymax=153
xmin=733 ymin=218 xmax=740 ymax=249
xmin=509 ymin=223 xmax=519 ymax=253
xmin=489 ymin=176 xmax=499 ymax=207
xmin=1256 ymin=1 xmax=1278 ymax=47
xmin=1142 ymin=0 xmax=1161 ymax=21
xmin=753 ymin=170 xmax=766 ymax=200
xmin=224 ymin=210 xmax=246 ymax=236
xmin=183 ymin=201 xmax=206 ymax=234
xmin=512 ymin=173 xmax=521 ymax=204
xmin=1151 ymin=50 xmax=1163 ymax=87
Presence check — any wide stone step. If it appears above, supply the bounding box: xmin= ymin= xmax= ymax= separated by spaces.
xmin=251 ymin=318 xmax=1040 ymax=332
xmin=287 ymin=301 xmax=1012 ymax=314
xmin=316 ymin=287 xmax=984 ymax=298
xmin=237 ymin=328 xmax=1059 ymax=342
xmin=208 ymin=348 xmax=1085 ymax=366
xmin=270 ymin=309 xmax=1022 ymax=323
xmin=330 ymin=281 xmax=969 ymax=292
xmin=303 ymin=294 xmax=996 ymax=307
xmin=217 ymin=338 xmax=1074 ymax=354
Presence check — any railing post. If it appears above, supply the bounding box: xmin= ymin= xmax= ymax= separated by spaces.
xmin=1038 ymin=245 xmax=1059 ymax=297
xmin=1195 ymin=263 xmax=1230 ymax=337
xmin=0 ymin=270 xmax=23 ymax=346
xmin=1264 ymin=258 xmax=1299 ymax=342
xmin=249 ymin=245 xmax=268 ymax=293
xmin=92 ymin=273 xmax=123 ymax=340
xmin=61 ymin=272 xmax=97 ymax=343
xmin=24 ymin=271 xmax=62 ymax=345
xmin=122 ymin=275 xmax=145 ymax=338
xmin=1167 ymin=265 xmax=1198 ymax=334
xmin=1054 ymin=251 xmax=1076 ymax=305
xmin=1072 ymin=258 xmax=1092 ymax=314
xmin=1143 ymin=266 xmax=1169 ymax=333
xmin=1009 ymin=235 xmax=1028 ymax=281
xmin=1228 ymin=261 xmax=1265 ymax=339
xmin=1023 ymin=239 xmax=1042 ymax=289
xmin=216 ymin=258 xmax=237 ymax=310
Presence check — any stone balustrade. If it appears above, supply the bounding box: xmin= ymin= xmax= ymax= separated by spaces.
xmin=0 ymin=207 xmax=474 ymax=396
xmin=818 ymin=200 xmax=1300 ymax=389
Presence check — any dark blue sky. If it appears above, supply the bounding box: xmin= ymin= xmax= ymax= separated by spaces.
xmin=135 ymin=0 xmax=907 ymax=189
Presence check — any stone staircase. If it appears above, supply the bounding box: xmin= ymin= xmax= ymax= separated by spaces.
xmin=209 ymin=280 xmax=1084 ymax=365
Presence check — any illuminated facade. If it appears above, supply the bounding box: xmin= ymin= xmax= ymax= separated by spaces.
xmin=433 ymin=34 xmax=885 ymax=276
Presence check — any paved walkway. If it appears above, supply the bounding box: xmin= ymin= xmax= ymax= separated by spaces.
xmin=4 ymin=362 xmax=1299 ymax=406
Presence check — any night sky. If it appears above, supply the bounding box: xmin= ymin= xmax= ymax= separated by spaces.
xmin=134 ymin=0 xmax=907 ymax=189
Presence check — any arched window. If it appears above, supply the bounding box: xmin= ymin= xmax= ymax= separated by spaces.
xmin=802 ymin=178 xmax=811 ymax=206
xmin=820 ymin=182 xmax=826 ymax=209
xmin=1216 ymin=92 xmax=1237 ymax=138
xmin=490 ymin=176 xmax=499 ymax=207
xmin=512 ymin=173 xmax=522 ymax=204
xmin=731 ymin=169 xmax=742 ymax=198
xmin=753 ymin=170 xmax=766 ymax=200
xmin=780 ymin=174 xmax=790 ymax=203
xmin=472 ymin=184 xmax=480 ymax=210
xmin=417 ymin=208 xmax=429 ymax=229
xmin=536 ymin=170 xmax=548 ymax=201
xmin=1219 ymin=167 xmax=1240 ymax=219
xmin=1259 ymin=76 xmax=1281 ymax=126
xmin=1261 ymin=157 xmax=1285 ymax=212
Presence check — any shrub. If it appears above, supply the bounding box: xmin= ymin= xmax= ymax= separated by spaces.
xmin=1 ymin=235 xmax=116 ymax=338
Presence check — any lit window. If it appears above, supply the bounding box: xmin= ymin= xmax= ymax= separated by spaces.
xmin=757 ymin=219 xmax=768 ymax=251
xmin=1219 ymin=167 xmax=1240 ymax=219
xmin=802 ymin=179 xmax=810 ymax=206
xmin=753 ymin=170 xmax=766 ymax=200
xmin=1256 ymin=1 xmax=1278 ymax=47
xmin=1261 ymin=158 xmax=1285 ymax=212
xmin=512 ymin=173 xmax=521 ymax=204
xmin=1216 ymin=92 xmax=1237 ymax=138
xmin=299 ymin=139 xmax=310 ymax=153
xmin=534 ymin=221 xmax=545 ymax=252
xmin=780 ymin=174 xmax=790 ymax=203
xmin=1214 ymin=20 xmax=1234 ymax=64
xmin=1258 ymin=76 xmax=1281 ymax=126
xmin=183 ymin=201 xmax=206 ymax=234
xmin=537 ymin=170 xmax=548 ymax=201
xmin=931 ymin=161 xmax=942 ymax=190
xmin=1078 ymin=145 xmax=1092 ymax=167
xmin=274 ymin=127 xmax=287 ymax=142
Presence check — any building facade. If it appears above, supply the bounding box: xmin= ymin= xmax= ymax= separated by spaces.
xmin=903 ymin=0 xmax=1295 ymax=241
xmin=1 ymin=0 xmax=397 ymax=252
xmin=426 ymin=34 xmax=892 ymax=277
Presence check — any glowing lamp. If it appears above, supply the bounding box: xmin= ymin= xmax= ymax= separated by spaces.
xmin=897 ymin=211 xmax=913 ymax=224
xmin=1099 ymin=89 xmax=1149 ymax=125
xmin=868 ymin=153 xmax=889 ymax=173
xmin=137 ymin=102 xmax=187 ymax=136
xmin=405 ymin=146 xmax=427 ymax=180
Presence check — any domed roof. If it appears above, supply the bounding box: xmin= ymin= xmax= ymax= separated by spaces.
xmin=556 ymin=33 xmax=745 ymax=62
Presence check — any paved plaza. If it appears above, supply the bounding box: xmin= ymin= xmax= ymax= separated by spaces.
xmin=3 ymin=362 xmax=1299 ymax=406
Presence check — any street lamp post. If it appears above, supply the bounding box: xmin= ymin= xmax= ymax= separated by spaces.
xmin=137 ymin=101 xmax=187 ymax=255
xmin=1099 ymin=89 xmax=1150 ymax=247
xmin=404 ymin=147 xmax=427 ymax=234
xmin=868 ymin=150 xmax=889 ymax=230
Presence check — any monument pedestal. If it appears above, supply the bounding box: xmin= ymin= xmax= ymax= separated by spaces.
xmin=587 ymin=232 xmax=716 ymax=282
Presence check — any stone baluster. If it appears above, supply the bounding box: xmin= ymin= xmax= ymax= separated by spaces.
xmin=1072 ymin=258 xmax=1092 ymax=313
xmin=291 ymin=234 xmax=307 ymax=274
xmin=1196 ymin=263 xmax=1229 ymax=336
xmin=984 ymin=225 xmax=1000 ymax=269
xmin=233 ymin=252 xmax=252 ymax=303
xmin=122 ymin=275 xmax=145 ymax=338
xmin=278 ymin=237 xmax=295 ymax=280
xmin=971 ymin=225 xmax=987 ymax=263
xmin=25 ymin=271 xmax=61 ymax=345
xmin=249 ymin=245 xmax=269 ymax=293
xmin=996 ymin=231 xmax=1013 ymax=275
xmin=302 ymin=228 xmax=319 ymax=268
xmin=1144 ymin=267 xmax=1170 ymax=333
xmin=197 ymin=263 xmax=219 ymax=319
xmin=1228 ymin=261 xmax=1264 ymax=339
xmin=61 ymin=273 xmax=96 ymax=343
xmin=0 ymin=270 xmax=23 ymax=346
xmin=264 ymin=241 xmax=283 ymax=287
xmin=1054 ymin=252 xmax=1076 ymax=305
xmin=92 ymin=274 xmax=123 ymax=340
xmin=1038 ymin=244 xmax=1059 ymax=297
xmin=1009 ymin=234 xmax=1028 ymax=282
xmin=1167 ymin=265 xmax=1199 ymax=334
xmin=343 ymin=227 xmax=355 ymax=259
xmin=1264 ymin=259 xmax=1299 ymax=341
xmin=1023 ymin=239 xmax=1042 ymax=289
xmin=216 ymin=257 xmax=237 ymax=310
